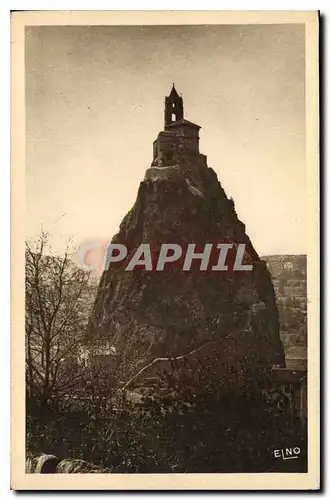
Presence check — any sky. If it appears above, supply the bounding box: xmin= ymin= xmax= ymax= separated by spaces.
xmin=25 ymin=24 xmax=306 ymax=256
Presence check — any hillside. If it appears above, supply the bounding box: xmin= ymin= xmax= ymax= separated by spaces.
xmin=262 ymin=255 xmax=307 ymax=365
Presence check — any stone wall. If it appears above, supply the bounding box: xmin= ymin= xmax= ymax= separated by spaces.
xmin=26 ymin=453 xmax=111 ymax=474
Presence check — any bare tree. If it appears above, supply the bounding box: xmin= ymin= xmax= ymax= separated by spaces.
xmin=25 ymin=231 xmax=94 ymax=406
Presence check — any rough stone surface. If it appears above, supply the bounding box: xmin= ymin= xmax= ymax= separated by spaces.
xmin=56 ymin=459 xmax=110 ymax=473
xmin=89 ymin=156 xmax=285 ymax=385
xmin=34 ymin=454 xmax=60 ymax=474
xmin=26 ymin=454 xmax=111 ymax=473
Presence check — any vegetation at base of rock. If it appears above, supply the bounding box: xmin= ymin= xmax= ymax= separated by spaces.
xmin=26 ymin=355 xmax=307 ymax=473
xmin=25 ymin=233 xmax=306 ymax=474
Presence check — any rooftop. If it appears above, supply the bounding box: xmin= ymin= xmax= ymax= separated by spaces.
xmin=285 ymin=345 xmax=307 ymax=359
xmin=270 ymin=367 xmax=307 ymax=384
xmin=166 ymin=118 xmax=201 ymax=130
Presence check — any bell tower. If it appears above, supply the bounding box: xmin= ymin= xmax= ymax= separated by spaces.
xmin=150 ymin=85 xmax=206 ymax=169
xmin=164 ymin=83 xmax=184 ymax=127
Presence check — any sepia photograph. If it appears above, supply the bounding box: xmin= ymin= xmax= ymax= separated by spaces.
xmin=11 ymin=10 xmax=319 ymax=490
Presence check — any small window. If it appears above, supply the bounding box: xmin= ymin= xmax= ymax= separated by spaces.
xmin=172 ymin=113 xmax=176 ymax=121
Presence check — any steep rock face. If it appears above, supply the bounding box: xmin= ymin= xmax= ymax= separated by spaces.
xmin=89 ymin=158 xmax=285 ymax=379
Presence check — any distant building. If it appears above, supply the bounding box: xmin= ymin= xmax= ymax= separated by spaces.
xmin=264 ymin=367 xmax=307 ymax=423
xmin=285 ymin=345 xmax=307 ymax=371
xmin=78 ymin=339 xmax=119 ymax=369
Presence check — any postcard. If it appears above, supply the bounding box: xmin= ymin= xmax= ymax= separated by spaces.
xmin=11 ymin=10 xmax=319 ymax=490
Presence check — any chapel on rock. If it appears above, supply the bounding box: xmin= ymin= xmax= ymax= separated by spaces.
xmin=151 ymin=84 xmax=207 ymax=169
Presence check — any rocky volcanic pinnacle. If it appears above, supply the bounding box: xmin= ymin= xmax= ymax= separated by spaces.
xmin=89 ymin=86 xmax=284 ymax=384
xmin=89 ymin=160 xmax=285 ymax=377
